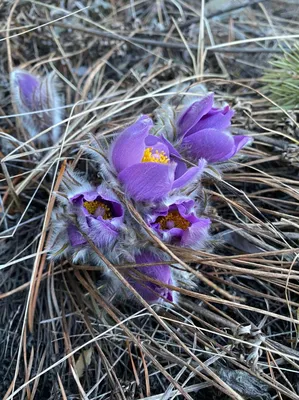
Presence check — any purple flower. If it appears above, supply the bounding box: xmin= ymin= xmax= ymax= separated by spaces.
xmin=147 ymin=198 xmax=211 ymax=248
xmin=110 ymin=115 xmax=206 ymax=201
xmin=67 ymin=184 xmax=124 ymax=249
xmin=126 ymin=252 xmax=174 ymax=304
xmin=10 ymin=69 xmax=61 ymax=143
xmin=177 ymin=94 xmax=252 ymax=163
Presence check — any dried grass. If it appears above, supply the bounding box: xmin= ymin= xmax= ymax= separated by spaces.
xmin=1 ymin=1 xmax=299 ymax=399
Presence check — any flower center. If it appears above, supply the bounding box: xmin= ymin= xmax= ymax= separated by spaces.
xmin=83 ymin=200 xmax=112 ymax=219
xmin=156 ymin=210 xmax=190 ymax=230
xmin=142 ymin=147 xmax=170 ymax=164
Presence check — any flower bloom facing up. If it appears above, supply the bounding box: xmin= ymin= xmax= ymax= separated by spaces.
xmin=110 ymin=115 xmax=206 ymax=201
xmin=177 ymin=94 xmax=252 ymax=163
xmin=125 ymin=252 xmax=175 ymax=304
xmin=147 ymin=198 xmax=211 ymax=248
xmin=10 ymin=69 xmax=61 ymax=143
xmin=67 ymin=184 xmax=124 ymax=249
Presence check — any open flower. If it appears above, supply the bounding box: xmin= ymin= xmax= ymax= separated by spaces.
xmin=10 ymin=69 xmax=61 ymax=143
xmin=125 ymin=252 xmax=175 ymax=304
xmin=110 ymin=115 xmax=206 ymax=201
xmin=147 ymin=197 xmax=210 ymax=248
xmin=177 ymin=93 xmax=251 ymax=163
xmin=67 ymin=184 xmax=124 ymax=249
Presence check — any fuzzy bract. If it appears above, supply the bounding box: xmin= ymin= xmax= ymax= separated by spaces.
xmin=110 ymin=115 xmax=206 ymax=201
xmin=177 ymin=93 xmax=251 ymax=163
xmin=146 ymin=197 xmax=210 ymax=248
xmin=10 ymin=69 xmax=62 ymax=144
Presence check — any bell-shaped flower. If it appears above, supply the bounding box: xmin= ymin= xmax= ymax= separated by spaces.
xmin=110 ymin=115 xmax=206 ymax=201
xmin=125 ymin=252 xmax=175 ymax=304
xmin=177 ymin=93 xmax=251 ymax=163
xmin=67 ymin=184 xmax=124 ymax=249
xmin=146 ymin=197 xmax=210 ymax=249
xmin=10 ymin=69 xmax=61 ymax=143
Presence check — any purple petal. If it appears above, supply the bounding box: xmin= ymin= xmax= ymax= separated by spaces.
xmin=148 ymin=198 xmax=209 ymax=248
xmin=231 ymin=135 xmax=252 ymax=156
xmin=70 ymin=191 xmax=98 ymax=205
xmin=83 ymin=191 xmax=101 ymax=202
xmin=175 ymin=199 xmax=196 ymax=217
xmin=181 ymin=218 xmax=211 ymax=247
xmin=159 ymin=135 xmax=188 ymax=179
xmin=135 ymin=253 xmax=172 ymax=280
xmin=177 ymin=94 xmax=214 ymax=138
xmin=126 ymin=252 xmax=173 ymax=303
xmin=172 ymin=158 xmax=206 ymax=189
xmin=70 ymin=186 xmax=124 ymax=224
xmin=110 ymin=115 xmax=153 ymax=173
xmin=69 ymin=191 xmax=99 ymax=217
xmin=118 ymin=162 xmax=176 ymax=201
xmin=160 ymin=135 xmax=182 ymax=159
xmin=144 ymin=135 xmax=170 ymax=157
xmin=96 ymin=185 xmax=124 ymax=222
xmin=68 ymin=213 xmax=120 ymax=249
xmin=182 ymin=128 xmax=235 ymax=163
xmin=166 ymin=290 xmax=174 ymax=302
xmin=11 ymin=70 xmax=40 ymax=106
xmin=87 ymin=217 xmax=119 ymax=248
xmin=10 ymin=69 xmax=62 ymax=142
xmin=67 ymin=224 xmax=86 ymax=247
xmin=68 ymin=185 xmax=124 ymax=248
xmin=188 ymin=106 xmax=234 ymax=135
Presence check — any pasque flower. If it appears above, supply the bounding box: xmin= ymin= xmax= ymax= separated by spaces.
xmin=147 ymin=197 xmax=210 ymax=248
xmin=125 ymin=252 xmax=175 ymax=304
xmin=67 ymin=184 xmax=124 ymax=249
xmin=177 ymin=93 xmax=251 ymax=163
xmin=10 ymin=69 xmax=61 ymax=143
xmin=110 ymin=115 xmax=206 ymax=201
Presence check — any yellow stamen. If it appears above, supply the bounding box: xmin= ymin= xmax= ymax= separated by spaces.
xmin=157 ymin=210 xmax=190 ymax=231
xmin=142 ymin=147 xmax=170 ymax=164
xmin=83 ymin=200 xmax=112 ymax=219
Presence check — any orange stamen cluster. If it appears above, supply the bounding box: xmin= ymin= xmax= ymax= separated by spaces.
xmin=156 ymin=210 xmax=190 ymax=231
xmin=83 ymin=200 xmax=112 ymax=219
xmin=142 ymin=147 xmax=170 ymax=164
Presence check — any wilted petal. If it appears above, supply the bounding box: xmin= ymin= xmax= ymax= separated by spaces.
xmin=172 ymin=158 xmax=206 ymax=189
xmin=182 ymin=128 xmax=235 ymax=163
xmin=126 ymin=252 xmax=174 ymax=304
xmin=177 ymin=94 xmax=214 ymax=138
xmin=10 ymin=69 xmax=62 ymax=143
xmin=110 ymin=115 xmax=153 ymax=173
xmin=118 ymin=162 xmax=176 ymax=201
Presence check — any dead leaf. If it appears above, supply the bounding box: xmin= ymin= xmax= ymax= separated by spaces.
xmin=74 ymin=347 xmax=93 ymax=378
